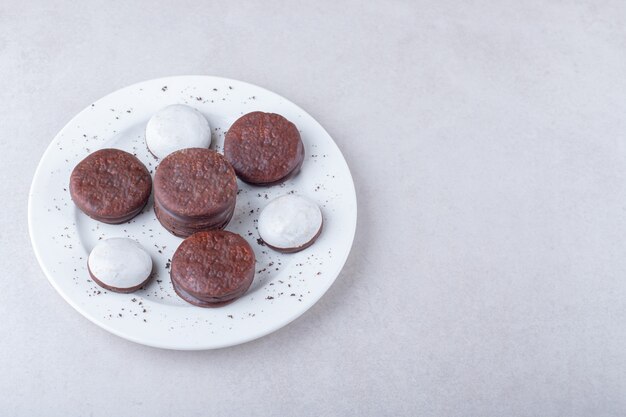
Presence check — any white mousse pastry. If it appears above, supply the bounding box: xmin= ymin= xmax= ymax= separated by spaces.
xmin=88 ymin=238 xmax=153 ymax=293
xmin=145 ymin=104 xmax=211 ymax=158
xmin=258 ymin=195 xmax=323 ymax=253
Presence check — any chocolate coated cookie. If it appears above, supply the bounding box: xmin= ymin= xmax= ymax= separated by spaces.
xmin=170 ymin=230 xmax=256 ymax=307
xmin=70 ymin=149 xmax=152 ymax=224
xmin=153 ymin=148 xmax=237 ymax=237
xmin=224 ymin=112 xmax=304 ymax=185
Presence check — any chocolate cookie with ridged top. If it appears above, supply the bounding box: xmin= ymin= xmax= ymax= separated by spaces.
xmin=170 ymin=230 xmax=256 ymax=307
xmin=153 ymin=148 xmax=237 ymax=237
xmin=224 ymin=111 xmax=304 ymax=185
xmin=69 ymin=148 xmax=152 ymax=224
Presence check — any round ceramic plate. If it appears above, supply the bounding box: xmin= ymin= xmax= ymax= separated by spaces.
xmin=28 ymin=76 xmax=357 ymax=350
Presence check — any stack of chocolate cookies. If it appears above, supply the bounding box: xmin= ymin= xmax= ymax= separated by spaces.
xmin=153 ymin=148 xmax=238 ymax=238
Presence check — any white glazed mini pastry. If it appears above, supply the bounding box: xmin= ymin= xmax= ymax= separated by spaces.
xmin=145 ymin=104 xmax=212 ymax=158
xmin=87 ymin=238 xmax=153 ymax=293
xmin=258 ymin=195 xmax=323 ymax=253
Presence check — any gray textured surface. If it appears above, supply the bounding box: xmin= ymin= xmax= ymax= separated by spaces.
xmin=2 ymin=1 xmax=626 ymax=415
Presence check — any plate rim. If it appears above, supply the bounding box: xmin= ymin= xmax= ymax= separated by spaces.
xmin=28 ymin=75 xmax=357 ymax=350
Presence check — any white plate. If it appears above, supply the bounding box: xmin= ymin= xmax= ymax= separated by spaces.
xmin=28 ymin=76 xmax=357 ymax=350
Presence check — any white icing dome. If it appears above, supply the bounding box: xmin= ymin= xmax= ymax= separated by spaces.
xmin=258 ymin=195 xmax=322 ymax=251
xmin=88 ymin=238 xmax=152 ymax=291
xmin=145 ymin=104 xmax=211 ymax=158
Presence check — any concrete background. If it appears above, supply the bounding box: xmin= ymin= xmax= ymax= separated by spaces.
xmin=2 ymin=0 xmax=626 ymax=415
